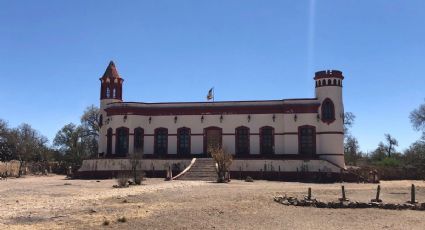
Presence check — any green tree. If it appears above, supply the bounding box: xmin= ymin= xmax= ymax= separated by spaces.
xmin=344 ymin=135 xmax=361 ymax=165
xmin=410 ymin=99 xmax=425 ymax=139
xmin=53 ymin=123 xmax=87 ymax=165
xmin=0 ymin=119 xmax=12 ymax=161
xmin=80 ymin=105 xmax=100 ymax=157
xmin=403 ymin=139 xmax=425 ymax=167
xmin=370 ymin=142 xmax=387 ymax=162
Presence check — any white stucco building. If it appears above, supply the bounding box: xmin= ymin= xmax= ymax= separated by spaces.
xmin=79 ymin=61 xmax=346 ymax=180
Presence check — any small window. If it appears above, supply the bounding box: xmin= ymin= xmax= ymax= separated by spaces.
xmin=260 ymin=126 xmax=274 ymax=154
xmin=154 ymin=128 xmax=168 ymax=155
xmin=113 ymin=87 xmax=116 ymax=98
xmin=328 ymin=79 xmax=332 ymax=85
xmin=333 ymin=79 xmax=337 ymax=85
xmin=321 ymin=98 xmax=335 ymax=123
xmin=106 ymin=87 xmax=111 ymax=98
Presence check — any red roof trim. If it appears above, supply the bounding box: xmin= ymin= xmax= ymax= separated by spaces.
xmin=105 ymin=103 xmax=320 ymax=116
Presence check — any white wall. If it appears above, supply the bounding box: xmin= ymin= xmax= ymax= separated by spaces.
xmin=99 ymin=113 xmax=324 ymax=156
xmin=79 ymin=158 xmax=341 ymax=173
xmin=97 ymin=76 xmax=346 ymax=169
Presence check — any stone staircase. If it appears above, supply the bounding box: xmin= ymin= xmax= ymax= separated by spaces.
xmin=179 ymin=158 xmax=217 ymax=181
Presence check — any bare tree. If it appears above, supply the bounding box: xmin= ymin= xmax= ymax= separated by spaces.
xmin=129 ymin=150 xmax=144 ymax=185
xmin=209 ymin=145 xmax=233 ymax=183
xmin=343 ymin=112 xmax=356 ymax=135
xmin=384 ymin=134 xmax=398 ymax=158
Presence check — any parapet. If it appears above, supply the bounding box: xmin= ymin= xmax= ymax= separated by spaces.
xmin=314 ymin=70 xmax=344 ymax=80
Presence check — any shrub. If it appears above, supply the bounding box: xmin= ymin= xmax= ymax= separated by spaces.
xmin=245 ymin=176 xmax=254 ymax=182
xmin=117 ymin=216 xmax=127 ymax=223
xmin=102 ymin=219 xmax=110 ymax=226
xmin=377 ymin=157 xmax=401 ymax=167
xmin=133 ymin=171 xmax=145 ymax=185
xmin=209 ymin=145 xmax=233 ymax=183
xmin=116 ymin=172 xmax=130 ymax=188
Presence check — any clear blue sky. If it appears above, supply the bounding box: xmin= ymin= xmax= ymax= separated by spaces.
xmin=1 ymin=0 xmax=424 ymax=153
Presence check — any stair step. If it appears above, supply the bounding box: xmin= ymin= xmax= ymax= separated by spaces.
xmin=176 ymin=158 xmax=217 ymax=181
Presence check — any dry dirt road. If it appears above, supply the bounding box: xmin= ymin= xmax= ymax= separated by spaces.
xmin=0 ymin=175 xmax=424 ymax=230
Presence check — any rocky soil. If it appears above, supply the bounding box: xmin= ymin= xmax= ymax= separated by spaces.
xmin=1 ymin=175 xmax=424 ymax=229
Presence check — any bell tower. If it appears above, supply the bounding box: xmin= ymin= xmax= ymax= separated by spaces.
xmin=100 ymin=61 xmax=123 ymax=106
xmin=98 ymin=61 xmax=124 ymax=156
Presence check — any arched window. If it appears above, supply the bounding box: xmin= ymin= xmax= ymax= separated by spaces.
xmin=115 ymin=127 xmax=129 ymax=157
xmin=107 ymin=128 xmax=113 ymax=156
xmin=260 ymin=126 xmax=274 ymax=155
xmin=321 ymin=98 xmax=335 ymax=123
xmin=318 ymin=80 xmax=322 ymax=86
xmin=106 ymin=87 xmax=111 ymax=98
xmin=298 ymin=125 xmax=316 ymax=156
xmin=322 ymin=79 xmax=326 ymax=86
xmin=154 ymin=128 xmax=168 ymax=155
xmin=333 ymin=79 xmax=337 ymax=85
xmin=328 ymin=79 xmax=332 ymax=85
xmin=112 ymin=87 xmax=116 ymax=98
xmin=177 ymin=127 xmax=191 ymax=155
xmin=236 ymin=126 xmax=250 ymax=155
xmin=134 ymin=128 xmax=144 ymax=154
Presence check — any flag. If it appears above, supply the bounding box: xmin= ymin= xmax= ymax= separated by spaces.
xmin=207 ymin=88 xmax=214 ymax=101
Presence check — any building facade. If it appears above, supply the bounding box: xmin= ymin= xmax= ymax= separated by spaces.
xmin=79 ymin=61 xmax=346 ymax=179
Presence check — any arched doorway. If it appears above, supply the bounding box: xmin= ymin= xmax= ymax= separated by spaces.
xmin=204 ymin=126 xmax=222 ymax=155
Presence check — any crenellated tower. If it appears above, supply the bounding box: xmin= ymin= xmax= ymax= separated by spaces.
xmin=314 ymin=70 xmax=345 ymax=168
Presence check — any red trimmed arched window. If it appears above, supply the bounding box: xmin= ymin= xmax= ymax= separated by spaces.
xmin=260 ymin=126 xmax=274 ymax=155
xmin=154 ymin=128 xmax=168 ymax=155
xmin=235 ymin=126 xmax=250 ymax=155
xmin=107 ymin=128 xmax=113 ymax=156
xmin=321 ymin=98 xmax=335 ymax=123
xmin=177 ymin=127 xmax=191 ymax=155
xmin=134 ymin=127 xmax=144 ymax=154
xmin=298 ymin=125 xmax=316 ymax=156
xmin=115 ymin=127 xmax=129 ymax=157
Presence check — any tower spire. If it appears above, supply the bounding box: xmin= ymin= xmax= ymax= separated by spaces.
xmin=101 ymin=60 xmax=121 ymax=80
xmin=99 ymin=60 xmax=124 ymax=100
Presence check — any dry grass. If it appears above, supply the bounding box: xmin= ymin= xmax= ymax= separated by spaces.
xmin=0 ymin=160 xmax=20 ymax=177
xmin=0 ymin=175 xmax=424 ymax=229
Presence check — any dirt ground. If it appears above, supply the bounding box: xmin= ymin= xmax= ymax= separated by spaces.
xmin=0 ymin=175 xmax=424 ymax=230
